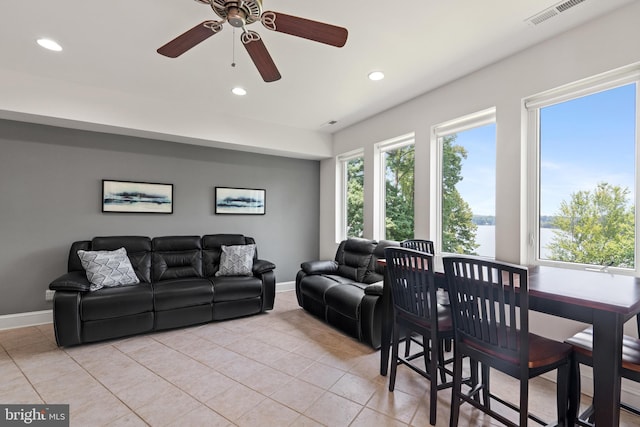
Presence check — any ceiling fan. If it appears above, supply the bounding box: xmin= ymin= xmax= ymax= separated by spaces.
xmin=157 ymin=0 xmax=348 ymax=82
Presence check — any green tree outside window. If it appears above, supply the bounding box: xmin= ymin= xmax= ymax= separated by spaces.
xmin=346 ymin=157 xmax=364 ymax=237
xmin=441 ymin=135 xmax=479 ymax=254
xmin=384 ymin=145 xmax=415 ymax=241
xmin=547 ymin=182 xmax=635 ymax=268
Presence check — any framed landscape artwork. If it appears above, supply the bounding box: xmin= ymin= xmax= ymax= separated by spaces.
xmin=215 ymin=187 xmax=265 ymax=215
xmin=102 ymin=180 xmax=173 ymax=214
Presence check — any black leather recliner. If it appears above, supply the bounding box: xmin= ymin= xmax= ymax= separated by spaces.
xmin=49 ymin=234 xmax=275 ymax=347
xmin=295 ymin=237 xmax=398 ymax=348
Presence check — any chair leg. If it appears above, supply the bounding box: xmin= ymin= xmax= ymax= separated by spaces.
xmin=520 ymin=376 xmax=529 ymax=427
xmin=449 ymin=348 xmax=463 ymax=427
xmin=469 ymin=358 xmax=479 ymax=403
xmin=568 ymin=356 xmax=581 ymax=427
xmin=438 ymin=342 xmax=447 ymax=383
xmin=481 ymin=363 xmax=491 ymax=409
xmin=389 ymin=320 xmax=400 ymax=392
xmin=556 ymin=363 xmax=570 ymax=427
xmin=429 ymin=336 xmax=439 ymax=425
xmin=404 ymin=331 xmax=412 ymax=357
xmin=445 ymin=338 xmax=452 ymax=352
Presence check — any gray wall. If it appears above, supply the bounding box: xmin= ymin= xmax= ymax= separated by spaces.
xmin=0 ymin=119 xmax=320 ymax=315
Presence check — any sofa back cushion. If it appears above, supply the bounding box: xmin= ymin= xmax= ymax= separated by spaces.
xmin=152 ymin=236 xmax=202 ymax=282
xmin=91 ymin=236 xmax=152 ymax=283
xmin=202 ymin=234 xmax=256 ymax=277
xmin=363 ymin=239 xmax=399 ymax=284
xmin=334 ymin=238 xmax=377 ymax=282
xmin=68 ymin=241 xmax=91 ymax=273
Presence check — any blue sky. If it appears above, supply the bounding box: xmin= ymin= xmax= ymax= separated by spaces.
xmin=455 ymin=83 xmax=636 ymax=217
xmin=455 ymin=123 xmax=496 ymax=216
xmin=539 ymin=83 xmax=636 ymax=216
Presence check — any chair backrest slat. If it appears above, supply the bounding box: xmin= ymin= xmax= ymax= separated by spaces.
xmin=400 ymin=239 xmax=435 ymax=255
xmin=384 ymin=247 xmax=438 ymax=323
xmin=444 ymin=256 xmax=529 ymax=365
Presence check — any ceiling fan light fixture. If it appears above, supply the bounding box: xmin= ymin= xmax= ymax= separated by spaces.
xmin=368 ymin=71 xmax=385 ymax=81
xmin=232 ymin=87 xmax=247 ymax=96
xmin=37 ymin=38 xmax=62 ymax=52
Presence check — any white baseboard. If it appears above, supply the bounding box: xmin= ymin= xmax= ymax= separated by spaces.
xmin=0 ymin=310 xmax=52 ymax=331
xmin=540 ymin=366 xmax=640 ymax=407
xmin=0 ymin=282 xmax=296 ymax=331
xmin=276 ymin=281 xmax=295 ymax=292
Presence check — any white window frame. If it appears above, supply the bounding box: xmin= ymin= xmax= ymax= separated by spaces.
xmin=524 ymin=63 xmax=640 ymax=273
xmin=336 ymin=149 xmax=364 ymax=242
xmin=374 ymin=133 xmax=415 ymax=241
xmin=432 ymin=107 xmax=497 ymax=256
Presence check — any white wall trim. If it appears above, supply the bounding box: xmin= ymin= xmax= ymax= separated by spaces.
xmin=276 ymin=281 xmax=296 ymax=292
xmin=0 ymin=283 xmax=297 ymax=331
xmin=537 ymin=365 xmax=640 ymax=406
xmin=0 ymin=310 xmax=52 ymax=331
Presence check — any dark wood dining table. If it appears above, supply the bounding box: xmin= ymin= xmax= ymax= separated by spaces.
xmin=378 ymin=262 xmax=640 ymax=426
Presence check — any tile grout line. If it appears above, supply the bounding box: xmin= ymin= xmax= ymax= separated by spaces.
xmin=61 ymin=343 xmax=151 ymax=425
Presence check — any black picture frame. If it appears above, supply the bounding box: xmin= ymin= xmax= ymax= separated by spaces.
xmin=102 ymin=180 xmax=173 ymax=214
xmin=215 ymin=187 xmax=266 ymax=215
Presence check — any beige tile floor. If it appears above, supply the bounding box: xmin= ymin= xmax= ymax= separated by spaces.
xmin=0 ymin=290 xmax=637 ymax=426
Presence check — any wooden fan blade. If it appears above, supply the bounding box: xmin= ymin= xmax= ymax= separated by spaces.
xmin=242 ymin=32 xmax=281 ymax=82
xmin=157 ymin=21 xmax=221 ymax=58
xmin=261 ymin=11 xmax=348 ymax=47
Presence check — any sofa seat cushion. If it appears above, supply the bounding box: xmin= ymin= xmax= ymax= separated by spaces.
xmin=81 ymin=284 xmax=153 ymax=321
xmin=300 ymin=274 xmax=356 ymax=302
xmin=212 ymin=276 xmax=263 ymax=302
xmin=324 ymin=284 xmax=365 ymax=319
xmin=153 ymin=278 xmax=213 ymax=311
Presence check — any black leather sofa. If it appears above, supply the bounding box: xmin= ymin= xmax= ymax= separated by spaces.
xmin=295 ymin=237 xmax=398 ymax=349
xmin=49 ymin=234 xmax=275 ymax=347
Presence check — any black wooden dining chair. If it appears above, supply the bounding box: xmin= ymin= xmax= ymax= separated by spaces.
xmin=565 ymin=314 xmax=640 ymax=426
xmin=399 ymin=239 xmax=452 ymax=376
xmin=443 ymin=256 xmax=573 ymax=427
xmin=384 ymin=246 xmax=454 ymax=425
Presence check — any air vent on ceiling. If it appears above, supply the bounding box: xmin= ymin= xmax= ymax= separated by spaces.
xmin=321 ymin=120 xmax=338 ymax=127
xmin=556 ymin=0 xmax=587 ymax=13
xmin=526 ymin=0 xmax=587 ymax=26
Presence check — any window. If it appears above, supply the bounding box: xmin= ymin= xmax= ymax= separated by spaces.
xmin=377 ymin=135 xmax=415 ymax=241
xmin=338 ymin=151 xmax=364 ymax=239
xmin=526 ymin=65 xmax=639 ymax=271
xmin=434 ymin=108 xmax=496 ymax=257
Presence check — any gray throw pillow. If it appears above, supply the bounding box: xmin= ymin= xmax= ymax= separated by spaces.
xmin=215 ymin=244 xmax=255 ymax=276
xmin=77 ymin=247 xmax=140 ymax=291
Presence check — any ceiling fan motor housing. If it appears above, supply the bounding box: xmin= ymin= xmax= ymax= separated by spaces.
xmin=210 ymin=0 xmax=263 ymax=27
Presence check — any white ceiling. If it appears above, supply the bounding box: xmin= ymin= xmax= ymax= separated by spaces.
xmin=0 ymin=0 xmax=635 ymax=159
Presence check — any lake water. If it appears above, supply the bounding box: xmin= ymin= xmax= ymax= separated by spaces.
xmin=474 ymin=225 xmax=555 ymax=258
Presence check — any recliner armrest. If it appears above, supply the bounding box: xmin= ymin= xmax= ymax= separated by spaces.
xmin=253 ymin=259 xmax=276 ymax=275
xmin=49 ymin=271 xmax=91 ymax=292
xmin=301 ymin=260 xmax=339 ymax=275
xmin=364 ymin=282 xmax=383 ymax=296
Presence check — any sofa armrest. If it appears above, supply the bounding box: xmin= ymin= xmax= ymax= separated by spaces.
xmin=301 ymin=260 xmax=338 ymax=275
xmin=253 ymin=259 xmax=276 ymax=275
xmin=364 ymin=282 xmax=383 ymax=296
xmin=49 ymin=271 xmax=90 ymax=292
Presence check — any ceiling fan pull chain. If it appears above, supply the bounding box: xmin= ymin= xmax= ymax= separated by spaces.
xmin=231 ymin=28 xmax=236 ymax=67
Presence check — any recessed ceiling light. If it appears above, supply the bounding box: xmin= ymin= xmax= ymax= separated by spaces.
xmin=232 ymin=87 xmax=247 ymax=96
xmin=368 ymin=71 xmax=385 ymax=81
xmin=37 ymin=38 xmax=62 ymax=52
